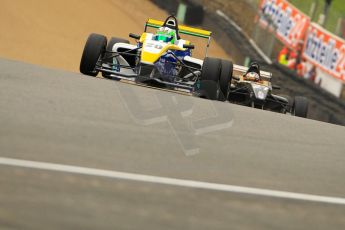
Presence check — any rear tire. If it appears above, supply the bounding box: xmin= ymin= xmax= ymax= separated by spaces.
xmin=80 ymin=33 xmax=107 ymax=76
xmin=293 ymin=96 xmax=309 ymax=118
xmin=200 ymin=57 xmax=221 ymax=82
xmin=197 ymin=80 xmax=219 ymax=100
xmin=200 ymin=57 xmax=221 ymax=100
xmin=219 ymin=60 xmax=233 ymax=101
xmin=102 ymin=37 xmax=129 ymax=78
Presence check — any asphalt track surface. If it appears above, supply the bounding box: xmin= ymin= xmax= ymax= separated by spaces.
xmin=1 ymin=58 xmax=345 ymax=229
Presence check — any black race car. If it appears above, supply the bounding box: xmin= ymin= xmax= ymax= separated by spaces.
xmin=227 ymin=63 xmax=309 ymax=118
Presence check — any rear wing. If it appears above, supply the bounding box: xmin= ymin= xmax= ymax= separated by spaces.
xmin=145 ymin=18 xmax=212 ymax=39
xmin=233 ymin=64 xmax=272 ymax=81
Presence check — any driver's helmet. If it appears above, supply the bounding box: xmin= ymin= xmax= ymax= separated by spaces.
xmin=155 ymin=27 xmax=176 ymax=44
xmin=247 ymin=62 xmax=260 ymax=75
xmin=244 ymin=72 xmax=260 ymax=82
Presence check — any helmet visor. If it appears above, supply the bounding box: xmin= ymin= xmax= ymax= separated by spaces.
xmin=155 ymin=35 xmax=172 ymax=42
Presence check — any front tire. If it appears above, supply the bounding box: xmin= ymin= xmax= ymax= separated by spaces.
xmin=293 ymin=96 xmax=309 ymax=118
xmin=80 ymin=33 xmax=107 ymax=76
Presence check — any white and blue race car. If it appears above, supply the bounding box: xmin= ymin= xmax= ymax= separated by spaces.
xmin=80 ymin=15 xmax=233 ymax=100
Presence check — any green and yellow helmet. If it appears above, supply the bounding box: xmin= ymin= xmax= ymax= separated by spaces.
xmin=155 ymin=27 xmax=176 ymax=44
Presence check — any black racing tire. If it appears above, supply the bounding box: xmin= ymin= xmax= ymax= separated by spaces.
xmin=102 ymin=37 xmax=129 ymax=78
xmin=185 ymin=3 xmax=204 ymax=25
xmin=200 ymin=57 xmax=222 ymax=100
xmin=293 ymin=96 xmax=309 ymax=118
xmin=200 ymin=57 xmax=221 ymax=82
xmin=219 ymin=59 xmax=233 ymax=100
xmin=80 ymin=33 xmax=107 ymax=76
xmin=197 ymin=80 xmax=219 ymax=100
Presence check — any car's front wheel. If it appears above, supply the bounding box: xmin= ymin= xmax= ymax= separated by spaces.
xmin=293 ymin=96 xmax=309 ymax=118
xmin=80 ymin=33 xmax=107 ymax=76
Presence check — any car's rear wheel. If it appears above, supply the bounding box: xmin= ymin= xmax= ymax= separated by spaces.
xmin=219 ymin=59 xmax=233 ymax=101
xmin=200 ymin=57 xmax=221 ymax=100
xmin=80 ymin=33 xmax=107 ymax=76
xmin=293 ymin=96 xmax=309 ymax=118
xmin=200 ymin=57 xmax=221 ymax=82
xmin=196 ymin=81 xmax=219 ymax=100
xmin=102 ymin=37 xmax=129 ymax=78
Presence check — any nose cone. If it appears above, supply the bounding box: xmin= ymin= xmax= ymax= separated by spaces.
xmin=141 ymin=40 xmax=169 ymax=64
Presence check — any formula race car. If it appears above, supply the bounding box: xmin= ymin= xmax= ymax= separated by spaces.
xmin=80 ymin=15 xmax=233 ymax=100
xmin=228 ymin=63 xmax=309 ymax=118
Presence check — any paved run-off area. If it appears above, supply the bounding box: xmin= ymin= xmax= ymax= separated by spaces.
xmin=1 ymin=59 xmax=345 ymax=229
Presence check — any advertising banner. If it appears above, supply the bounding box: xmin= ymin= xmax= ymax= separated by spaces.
xmin=303 ymin=23 xmax=345 ymax=82
xmin=258 ymin=0 xmax=310 ymax=51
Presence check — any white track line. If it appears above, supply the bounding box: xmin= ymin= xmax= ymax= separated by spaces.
xmin=1 ymin=157 xmax=345 ymax=205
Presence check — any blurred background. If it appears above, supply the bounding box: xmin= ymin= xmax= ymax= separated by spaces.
xmin=152 ymin=0 xmax=345 ymax=125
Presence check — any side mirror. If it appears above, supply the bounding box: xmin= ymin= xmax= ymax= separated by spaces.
xmin=272 ymin=85 xmax=281 ymax=90
xmin=183 ymin=44 xmax=195 ymax=49
xmin=129 ymin=33 xmax=140 ymax=40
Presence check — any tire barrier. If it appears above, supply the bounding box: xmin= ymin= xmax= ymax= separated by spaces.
xmin=151 ymin=0 xmax=204 ymax=25
xmin=183 ymin=1 xmax=204 ymax=25
xmin=152 ymin=0 xmax=179 ymax=15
